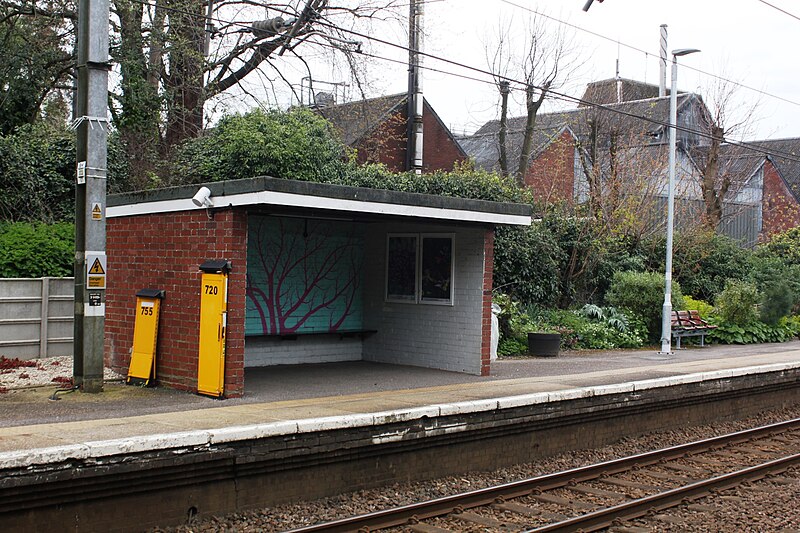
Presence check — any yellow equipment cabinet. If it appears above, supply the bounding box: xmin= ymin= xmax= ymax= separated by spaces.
xmin=127 ymin=288 xmax=166 ymax=386
xmin=197 ymin=259 xmax=231 ymax=398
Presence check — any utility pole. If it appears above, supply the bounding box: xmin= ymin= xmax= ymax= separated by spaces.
xmin=74 ymin=0 xmax=110 ymax=392
xmin=406 ymin=0 xmax=423 ymax=174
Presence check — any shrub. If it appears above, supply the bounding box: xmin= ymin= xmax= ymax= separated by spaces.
xmin=746 ymin=254 xmax=800 ymax=313
xmin=494 ymin=224 xmax=563 ymax=307
xmin=0 ymin=222 xmax=74 ymax=277
xmin=537 ymin=307 xmax=645 ymax=350
xmin=173 ymin=107 xmax=349 ymax=184
xmin=714 ymin=280 xmax=760 ymax=326
xmin=682 ymin=296 xmax=714 ymax=318
xmin=709 ymin=316 xmax=800 ymax=344
xmin=497 ymin=338 xmax=528 ymax=356
xmin=643 ymin=230 xmax=751 ymax=302
xmin=605 ymin=271 xmax=683 ymax=343
xmin=757 ymin=227 xmax=800 ymax=266
xmin=0 ymin=123 xmax=74 ymax=222
xmin=759 ymin=282 xmax=794 ymax=326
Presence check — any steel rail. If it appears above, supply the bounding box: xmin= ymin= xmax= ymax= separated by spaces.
xmin=527 ymin=452 xmax=800 ymax=532
xmin=284 ymin=417 xmax=800 ymax=533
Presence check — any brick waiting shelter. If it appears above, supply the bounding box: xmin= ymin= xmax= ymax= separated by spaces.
xmin=105 ymin=177 xmax=531 ymax=397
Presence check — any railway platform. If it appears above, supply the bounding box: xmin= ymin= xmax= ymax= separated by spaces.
xmin=2 ymin=342 xmax=800 ymax=531
xmin=2 ymin=342 xmax=799 ymax=455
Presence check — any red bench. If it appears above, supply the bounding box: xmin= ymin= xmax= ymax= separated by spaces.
xmin=670 ymin=310 xmax=718 ymax=349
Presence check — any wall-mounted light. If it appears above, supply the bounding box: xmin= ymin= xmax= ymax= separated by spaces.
xmin=191 ymin=186 xmax=214 ymax=208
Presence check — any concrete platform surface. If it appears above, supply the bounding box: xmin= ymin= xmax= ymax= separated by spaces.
xmin=1 ymin=342 xmax=800 ymax=457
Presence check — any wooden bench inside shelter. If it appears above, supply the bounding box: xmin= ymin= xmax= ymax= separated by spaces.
xmin=670 ymin=310 xmax=718 ymax=349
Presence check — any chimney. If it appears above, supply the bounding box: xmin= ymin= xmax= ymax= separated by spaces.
xmin=659 ymin=24 xmax=668 ymax=97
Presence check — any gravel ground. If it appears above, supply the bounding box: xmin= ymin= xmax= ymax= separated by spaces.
xmin=153 ymin=406 xmax=800 ymax=533
xmin=0 ymin=356 xmax=123 ymax=391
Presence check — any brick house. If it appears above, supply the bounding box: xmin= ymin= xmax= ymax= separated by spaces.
xmin=105 ymin=177 xmax=530 ymax=397
xmin=460 ymin=78 xmax=799 ymax=245
xmin=317 ymin=93 xmax=467 ymax=172
xmin=753 ymin=139 xmax=800 ymax=239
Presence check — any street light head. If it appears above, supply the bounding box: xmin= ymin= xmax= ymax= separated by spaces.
xmin=672 ymin=48 xmax=701 ymax=57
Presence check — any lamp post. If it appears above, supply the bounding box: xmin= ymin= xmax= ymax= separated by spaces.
xmin=659 ymin=47 xmax=700 ymax=355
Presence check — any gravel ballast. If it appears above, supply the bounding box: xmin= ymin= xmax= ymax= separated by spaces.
xmin=152 ymin=406 xmax=800 ymax=532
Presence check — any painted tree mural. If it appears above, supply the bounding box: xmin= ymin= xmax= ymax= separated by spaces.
xmin=246 ymin=216 xmax=364 ymax=335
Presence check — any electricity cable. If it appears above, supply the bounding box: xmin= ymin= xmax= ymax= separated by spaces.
xmin=118 ymin=0 xmax=800 ymax=163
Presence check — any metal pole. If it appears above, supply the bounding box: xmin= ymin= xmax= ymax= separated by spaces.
xmin=406 ymin=0 xmax=423 ymax=174
xmin=659 ymin=56 xmax=678 ymax=355
xmin=74 ymin=0 xmax=109 ymax=392
xmin=658 ymin=25 xmax=668 ymax=98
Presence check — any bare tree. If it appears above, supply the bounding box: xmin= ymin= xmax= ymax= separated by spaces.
xmin=572 ymin=103 xmax=675 ymax=241
xmin=692 ymin=75 xmax=761 ymax=229
xmin=485 ymin=13 xmax=581 ymax=183
xmin=2 ymin=0 xmax=404 ymax=186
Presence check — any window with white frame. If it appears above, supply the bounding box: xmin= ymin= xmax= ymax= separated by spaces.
xmin=386 ymin=233 xmax=454 ymax=304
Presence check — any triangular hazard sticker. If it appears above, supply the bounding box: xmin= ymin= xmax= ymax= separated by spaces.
xmin=89 ymin=258 xmax=105 ymax=275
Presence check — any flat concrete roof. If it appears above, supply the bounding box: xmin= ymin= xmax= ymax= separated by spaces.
xmin=107 ymin=176 xmax=532 ymax=226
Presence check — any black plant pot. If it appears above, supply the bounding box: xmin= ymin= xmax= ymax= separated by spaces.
xmin=528 ymin=332 xmax=560 ymax=357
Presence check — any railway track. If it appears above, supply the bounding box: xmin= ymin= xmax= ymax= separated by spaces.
xmin=286 ymin=417 xmax=800 ymax=532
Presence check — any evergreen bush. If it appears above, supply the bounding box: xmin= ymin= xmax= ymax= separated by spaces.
xmin=0 ymin=222 xmax=74 ymax=277
xmin=605 ymin=271 xmax=683 ymax=343
xmin=714 ymin=280 xmax=760 ymax=326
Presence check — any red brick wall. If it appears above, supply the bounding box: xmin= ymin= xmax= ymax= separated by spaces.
xmin=761 ymin=160 xmax=800 ymax=240
xmin=106 ymin=208 xmax=248 ymax=397
xmin=480 ymin=229 xmax=494 ymax=376
xmin=523 ymin=130 xmax=576 ymax=205
xmin=354 ymin=102 xmax=467 ymax=173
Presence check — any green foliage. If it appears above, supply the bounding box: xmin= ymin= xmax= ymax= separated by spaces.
xmin=577 ymin=304 xmax=630 ymax=332
xmin=335 ymin=166 xmax=531 ymax=203
xmin=173 ymin=107 xmax=351 ymax=184
xmin=538 ymin=308 xmax=645 ymax=350
xmin=682 ymin=296 xmax=714 ymax=318
xmin=0 ymin=222 xmax=74 ymax=277
xmin=497 ymin=337 xmax=528 ymax=357
xmin=759 ymin=282 xmax=794 ymax=326
xmin=0 ymin=12 xmax=72 ymax=134
xmin=605 ymin=271 xmax=684 ymax=342
xmin=708 ymin=316 xmax=800 ymax=345
xmin=714 ymin=280 xmax=760 ymax=326
xmin=757 ymin=227 xmax=800 ymax=266
xmin=0 ymin=123 xmax=75 ymax=222
xmin=494 ymin=224 xmax=562 ymax=307
xmin=746 ymin=253 xmax=800 ymax=314
xmin=644 ymin=230 xmax=752 ymax=301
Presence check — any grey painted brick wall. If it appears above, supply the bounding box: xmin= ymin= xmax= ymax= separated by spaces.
xmin=362 ymin=223 xmax=486 ymax=374
xmin=243 ymin=221 xmax=488 ymax=372
xmin=244 ymin=335 xmax=362 ymax=367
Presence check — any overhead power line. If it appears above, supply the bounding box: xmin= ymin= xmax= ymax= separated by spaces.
xmin=310 ymin=18 xmax=800 ymax=163
xmin=499 ymin=0 xmax=800 ymax=110
xmin=119 ymin=0 xmax=800 ymax=163
xmin=757 ymin=0 xmax=800 ymax=22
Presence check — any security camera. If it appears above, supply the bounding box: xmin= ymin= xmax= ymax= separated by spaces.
xmin=191 ymin=186 xmax=213 ymax=208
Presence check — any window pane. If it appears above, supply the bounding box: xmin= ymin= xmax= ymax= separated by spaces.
xmin=387 ymin=235 xmax=417 ymax=300
xmin=421 ymin=237 xmax=452 ymax=302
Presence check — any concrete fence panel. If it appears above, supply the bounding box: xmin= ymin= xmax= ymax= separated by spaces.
xmin=0 ymin=278 xmax=74 ymax=360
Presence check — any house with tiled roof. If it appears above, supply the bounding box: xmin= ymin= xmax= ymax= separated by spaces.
xmin=459 ymin=78 xmax=777 ymax=245
xmin=316 ymin=93 xmax=467 ymax=173
xmin=744 ymin=139 xmax=800 ymax=239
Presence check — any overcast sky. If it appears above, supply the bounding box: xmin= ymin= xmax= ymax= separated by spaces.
xmin=309 ymin=0 xmax=800 ymax=142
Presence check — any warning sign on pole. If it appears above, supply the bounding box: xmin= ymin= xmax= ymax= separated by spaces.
xmin=91 ymin=203 xmax=103 ymax=220
xmin=77 ymin=161 xmax=86 ymax=185
xmin=86 ymin=252 xmax=107 ymax=290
